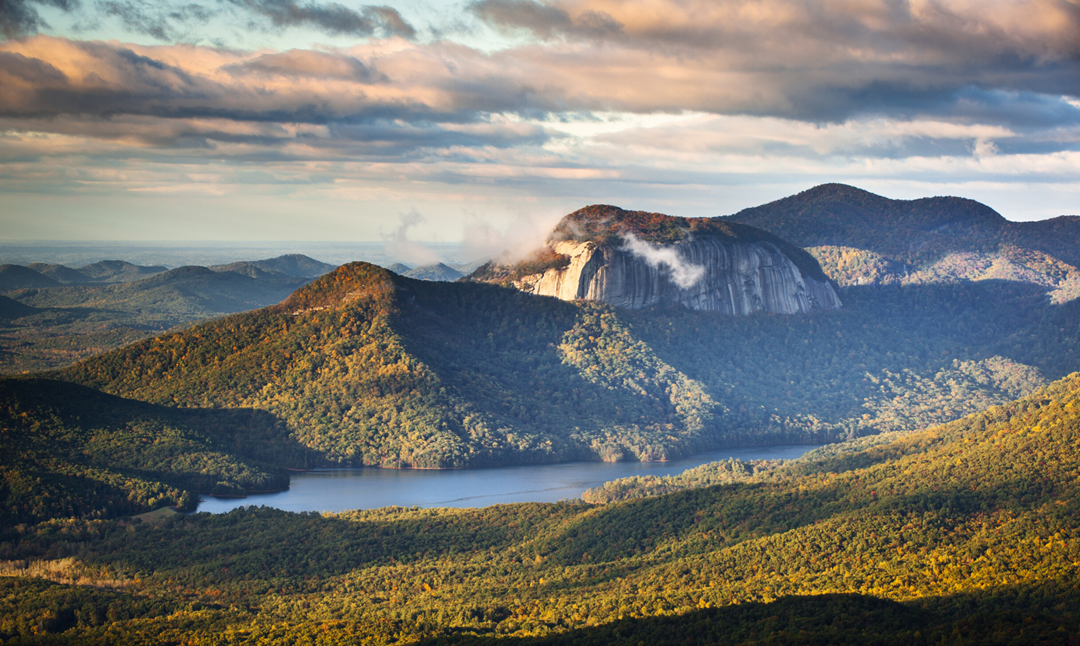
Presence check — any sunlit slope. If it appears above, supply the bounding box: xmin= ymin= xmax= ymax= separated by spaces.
xmin=58 ymin=263 xmax=729 ymax=467
xmin=4 ymin=373 xmax=1079 ymax=644
xmin=542 ymin=373 xmax=1080 ymax=632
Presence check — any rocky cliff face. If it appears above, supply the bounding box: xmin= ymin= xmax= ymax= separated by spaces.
xmin=477 ymin=205 xmax=841 ymax=315
xmin=513 ymin=238 xmax=840 ymax=314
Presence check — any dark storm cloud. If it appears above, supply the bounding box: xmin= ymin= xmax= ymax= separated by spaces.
xmin=225 ymin=0 xmax=416 ymax=39
xmin=0 ymin=0 xmax=78 ymax=38
xmin=950 ymin=88 xmax=1080 ymax=131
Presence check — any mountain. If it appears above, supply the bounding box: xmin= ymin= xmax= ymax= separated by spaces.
xmin=209 ymin=253 xmax=335 ymax=279
xmin=404 ymin=262 xmax=465 ymax=282
xmin=25 ymin=263 xmax=91 ymax=284
xmin=0 ymin=264 xmax=60 ymax=291
xmin=3 ymin=371 xmax=1079 ymax=643
xmin=387 ymin=262 xmax=470 ymax=282
xmin=55 ymin=252 xmax=1066 ymax=470
xmin=470 ymin=205 xmax=841 ymax=315
xmin=76 ymin=260 xmax=167 ymax=283
xmin=57 ymin=263 xmax=730 ymax=467
xmin=0 ymin=294 xmax=37 ymax=319
xmin=0 ymin=265 xmax=311 ymax=374
xmin=12 ymin=266 xmax=307 ymax=320
xmin=208 ymin=262 xmax=287 ymax=280
xmin=726 ymin=184 xmax=1080 ymax=301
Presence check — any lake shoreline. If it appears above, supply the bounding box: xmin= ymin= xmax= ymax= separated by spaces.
xmin=196 ymin=444 xmax=824 ymax=514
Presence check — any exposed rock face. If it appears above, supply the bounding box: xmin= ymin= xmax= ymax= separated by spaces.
xmin=513 ymin=238 xmax=841 ymax=314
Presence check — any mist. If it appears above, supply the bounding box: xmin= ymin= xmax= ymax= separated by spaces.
xmin=381 ymin=209 xmax=441 ymax=266
xmin=461 ymin=211 xmax=564 ymax=265
xmin=620 ymin=233 xmax=705 ymax=289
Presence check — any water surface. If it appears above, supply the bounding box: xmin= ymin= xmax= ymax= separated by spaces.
xmin=195 ymin=444 xmax=821 ymax=514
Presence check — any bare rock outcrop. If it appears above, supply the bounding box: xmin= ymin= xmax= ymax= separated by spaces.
xmin=472 ymin=205 xmax=841 ymax=315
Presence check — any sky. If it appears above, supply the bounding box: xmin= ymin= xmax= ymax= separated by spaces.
xmin=1 ymin=0 xmax=1078 ymax=259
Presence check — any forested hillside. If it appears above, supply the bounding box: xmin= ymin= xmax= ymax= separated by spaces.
xmin=51 ymin=257 xmax=1071 ymax=470
xmin=56 ymin=264 xmax=724 ymax=467
xmin=2 ymin=372 xmax=1078 ymax=644
xmin=727 ymin=184 xmax=1080 ymax=302
xmin=0 ymin=377 xmax=308 ymax=524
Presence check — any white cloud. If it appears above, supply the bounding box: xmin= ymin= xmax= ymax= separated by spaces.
xmin=620 ymin=233 xmax=705 ymax=289
xmin=381 ymin=209 xmax=442 ymax=265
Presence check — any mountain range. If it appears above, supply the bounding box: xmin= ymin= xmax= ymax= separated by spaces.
xmin=0 ymin=254 xmax=335 ymax=374
xmin=3 ymin=184 xmax=1080 ymax=643
xmin=43 ymin=190 xmax=1074 ymax=476
xmin=387 ymin=262 xmax=467 ymax=282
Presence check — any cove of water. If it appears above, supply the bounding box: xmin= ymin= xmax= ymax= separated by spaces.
xmin=195 ymin=444 xmax=822 ymax=514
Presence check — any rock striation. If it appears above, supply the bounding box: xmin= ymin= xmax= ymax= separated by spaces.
xmin=473 ymin=205 xmax=841 ymax=315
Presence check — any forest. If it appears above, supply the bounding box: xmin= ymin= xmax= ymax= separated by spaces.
xmin=43 ymin=258 xmax=1070 ymax=473
xmin=0 ymin=377 xmax=311 ymax=525
xmin=1 ymin=371 xmax=1078 ymax=643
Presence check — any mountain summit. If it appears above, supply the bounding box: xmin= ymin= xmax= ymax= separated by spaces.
xmin=471 ymin=205 xmax=841 ymax=315
xmin=726 ymin=183 xmax=1080 ymax=301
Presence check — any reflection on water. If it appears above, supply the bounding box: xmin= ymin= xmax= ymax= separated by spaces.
xmin=195 ymin=444 xmax=822 ymax=514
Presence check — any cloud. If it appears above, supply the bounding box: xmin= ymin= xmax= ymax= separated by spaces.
xmin=620 ymin=232 xmax=705 ymax=289
xmin=0 ymin=49 xmax=67 ymax=82
xmin=95 ymin=0 xmax=212 ymax=42
xmin=0 ymin=1 xmax=1078 ymax=228
xmin=460 ymin=208 xmax=563 ymax=262
xmin=464 ymin=0 xmax=1080 ymax=122
xmin=225 ymin=0 xmax=416 ymax=39
xmin=381 ymin=209 xmax=440 ymax=265
xmin=1 ymin=0 xmax=78 ymax=38
xmin=225 ymin=50 xmax=384 ymax=81
xmin=468 ymin=0 xmax=622 ymax=40
xmin=3 ymin=12 xmax=1080 ymax=134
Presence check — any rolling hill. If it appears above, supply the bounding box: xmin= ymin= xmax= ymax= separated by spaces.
xmin=0 ymin=265 xmax=60 ymax=291
xmin=209 ymin=253 xmax=335 ymax=279
xmin=25 ymin=263 xmax=91 ymax=285
xmin=75 ymin=260 xmax=167 ymax=283
xmin=0 ymin=261 xmax=317 ymax=374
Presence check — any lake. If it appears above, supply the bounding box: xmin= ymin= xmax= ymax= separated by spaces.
xmin=195 ymin=444 xmax=822 ymax=514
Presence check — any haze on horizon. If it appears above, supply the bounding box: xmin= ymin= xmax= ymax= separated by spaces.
xmin=1 ymin=0 xmax=1078 ymax=255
